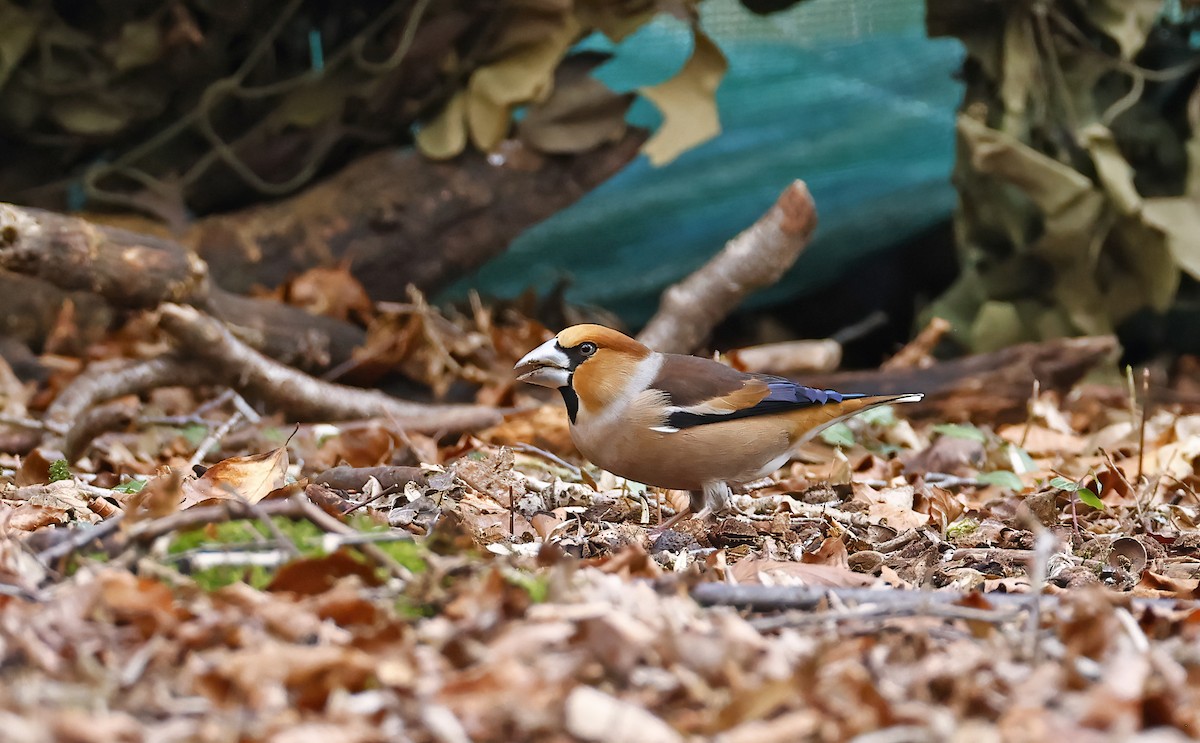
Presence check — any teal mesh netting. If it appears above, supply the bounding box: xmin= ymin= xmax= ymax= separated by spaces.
xmin=447 ymin=0 xmax=964 ymax=326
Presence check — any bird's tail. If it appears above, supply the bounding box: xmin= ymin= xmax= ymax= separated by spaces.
xmin=785 ymin=392 xmax=924 ymax=446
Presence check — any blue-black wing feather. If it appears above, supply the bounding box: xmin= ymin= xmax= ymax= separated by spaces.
xmin=665 ymin=374 xmax=863 ymax=429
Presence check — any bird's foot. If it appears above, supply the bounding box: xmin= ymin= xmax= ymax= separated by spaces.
xmin=649 ymin=507 xmax=692 ymax=536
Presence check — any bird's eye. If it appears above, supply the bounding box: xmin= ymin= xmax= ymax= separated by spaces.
xmin=579 ymin=342 xmax=597 ymax=356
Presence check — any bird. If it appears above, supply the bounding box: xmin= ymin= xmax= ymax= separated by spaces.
xmin=514 ymin=324 xmax=923 ymax=529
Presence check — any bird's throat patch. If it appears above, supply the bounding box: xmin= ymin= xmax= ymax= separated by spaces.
xmin=559 ymin=383 xmax=579 ymax=424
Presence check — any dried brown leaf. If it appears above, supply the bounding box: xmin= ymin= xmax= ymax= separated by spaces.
xmin=266 ymin=550 xmax=383 ymax=595
xmin=180 ymin=448 xmax=289 ymax=508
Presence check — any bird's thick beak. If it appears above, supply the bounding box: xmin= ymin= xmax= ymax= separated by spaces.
xmin=514 ymin=338 xmax=571 ymax=388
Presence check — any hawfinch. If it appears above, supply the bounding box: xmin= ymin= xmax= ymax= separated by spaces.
xmin=515 ymin=324 xmax=923 ymax=526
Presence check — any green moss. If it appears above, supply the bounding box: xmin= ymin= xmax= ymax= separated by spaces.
xmin=48 ymin=459 xmax=71 ymax=482
xmin=165 ymin=515 xmax=428 ymax=591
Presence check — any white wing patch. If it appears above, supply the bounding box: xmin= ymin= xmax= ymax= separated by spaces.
xmin=666 ymin=401 xmax=734 ymax=416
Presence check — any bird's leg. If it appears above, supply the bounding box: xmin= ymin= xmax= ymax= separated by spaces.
xmin=651 ymin=495 xmax=695 ymax=534
xmin=692 ymin=481 xmax=732 ymax=521
xmin=651 ymin=482 xmax=732 ymax=535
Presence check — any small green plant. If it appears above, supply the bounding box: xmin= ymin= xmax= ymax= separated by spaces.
xmin=1049 ymin=475 xmax=1104 ymax=510
xmin=503 ymin=568 xmax=550 ymax=603
xmin=112 ymin=479 xmax=147 ymax=494
xmin=977 ymin=470 xmax=1024 ymax=492
xmin=946 ymin=518 xmax=980 ymax=540
xmin=819 ymin=423 xmax=856 ymax=448
xmin=858 ymin=405 xmax=897 ymax=427
xmin=48 ymin=459 xmax=71 ymax=482
xmin=820 ymin=405 xmax=903 ymax=450
xmin=165 ymin=515 xmax=427 ymax=591
xmin=178 ymin=424 xmax=209 ymax=447
xmin=931 ymin=423 xmax=988 ymax=443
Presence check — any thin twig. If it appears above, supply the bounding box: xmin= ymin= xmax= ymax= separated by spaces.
xmin=179 ymin=550 xmax=292 ymax=571
xmin=1138 ymin=367 xmax=1150 ymax=485
xmin=36 ymin=515 xmax=127 ymax=565
xmin=1026 ymin=527 xmax=1057 ymax=662
xmin=924 ymin=473 xmax=987 ymax=489
xmin=187 ymin=410 xmax=245 ymax=468
xmin=242 ymin=498 xmax=301 ymax=558
xmin=0 ymin=414 xmax=53 ymax=432
xmin=1019 ymin=379 xmax=1039 ymax=450
xmin=290 ymin=495 xmax=412 ymax=582
xmin=1114 ymin=606 xmax=1150 ymax=653
xmin=36 ymin=498 xmax=305 ymax=564
xmin=875 ymin=529 xmax=920 ymax=553
xmin=692 ymin=582 xmax=1195 ymax=615
xmin=46 ymin=357 xmax=216 ymax=438
xmin=749 ymin=600 xmax=1023 ymax=632
xmin=167 ymin=528 xmax=413 ymax=563
xmin=1099 ymin=448 xmax=1141 ymax=520
xmin=511 ymin=442 xmax=582 ymax=478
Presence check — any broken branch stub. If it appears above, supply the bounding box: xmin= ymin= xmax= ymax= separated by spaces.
xmin=0 ymin=201 xmax=366 ymax=372
xmin=0 ymin=203 xmax=208 ymax=308
xmin=638 ymin=180 xmax=818 ymax=354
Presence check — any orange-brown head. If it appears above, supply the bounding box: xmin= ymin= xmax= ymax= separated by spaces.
xmin=514 ymin=324 xmax=653 ymax=416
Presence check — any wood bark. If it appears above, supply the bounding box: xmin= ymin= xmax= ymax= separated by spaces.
xmin=0 ymin=133 xmax=645 ymax=370
xmin=185 ymin=134 xmax=647 ymax=300
xmin=0 ymin=203 xmax=364 ymax=372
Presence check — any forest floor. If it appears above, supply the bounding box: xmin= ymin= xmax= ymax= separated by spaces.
xmin=1 ymin=292 xmax=1198 ymax=742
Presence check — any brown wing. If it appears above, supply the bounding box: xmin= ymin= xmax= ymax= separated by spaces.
xmin=652 ymin=353 xmax=869 ymax=430
xmin=651 ymin=354 xmax=772 ymax=414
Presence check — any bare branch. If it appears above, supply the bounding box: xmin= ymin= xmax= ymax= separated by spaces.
xmin=157 ymin=304 xmax=502 ymax=432
xmin=312 ymin=465 xmax=426 ymax=492
xmin=47 ymin=357 xmax=215 ymax=438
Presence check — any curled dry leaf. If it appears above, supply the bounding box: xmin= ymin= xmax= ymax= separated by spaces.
xmin=801 ymin=536 xmax=849 ymax=568
xmin=1135 ymin=571 xmax=1200 ymax=599
xmin=283 ymin=265 xmax=373 ymax=323
xmin=915 ymin=483 xmax=963 ymax=532
xmin=857 ymin=484 xmax=930 ymax=531
xmin=125 ymin=468 xmax=183 ymax=520
xmin=664 ymin=489 xmax=691 ymax=515
xmin=1 ymin=503 xmax=70 ymax=531
xmin=180 ymin=447 xmax=289 ymax=508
